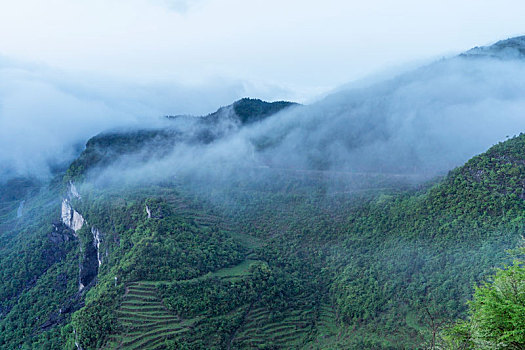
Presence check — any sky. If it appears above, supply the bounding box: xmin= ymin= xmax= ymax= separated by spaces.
xmin=1 ymin=0 xmax=525 ymax=102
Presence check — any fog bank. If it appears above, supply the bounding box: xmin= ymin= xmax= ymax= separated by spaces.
xmin=0 ymin=59 xmax=289 ymax=180
xmin=88 ymin=50 xmax=525 ymax=189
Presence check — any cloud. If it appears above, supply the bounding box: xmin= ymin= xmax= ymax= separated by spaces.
xmin=0 ymin=58 xmax=291 ymax=181
xmin=154 ymin=0 xmax=203 ymax=13
xmin=250 ymin=55 xmax=525 ymax=175
xmin=1 ymin=0 xmax=525 ymax=97
xmin=85 ymin=52 xmax=525 ymax=190
xmin=5 ymin=37 xmax=525 ymax=189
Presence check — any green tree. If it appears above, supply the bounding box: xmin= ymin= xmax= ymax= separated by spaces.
xmin=446 ymin=253 xmax=525 ymax=349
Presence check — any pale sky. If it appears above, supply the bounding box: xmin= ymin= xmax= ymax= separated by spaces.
xmin=1 ymin=0 xmax=525 ymax=101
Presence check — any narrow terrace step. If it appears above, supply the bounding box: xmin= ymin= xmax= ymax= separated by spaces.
xmin=127 ymin=285 xmax=157 ymax=291
xmin=126 ymin=289 xmax=157 ymax=297
xmin=120 ymin=300 xmax=161 ymax=307
xmin=118 ymin=313 xmax=179 ymax=322
xmin=125 ymin=320 xmax=181 ymax=332
xmin=128 ymin=331 xmax=186 ymax=350
xmin=125 ymin=325 xmax=185 ymax=339
xmin=119 ymin=306 xmax=166 ymax=313
xmin=124 ymin=295 xmax=159 ymax=302
xmin=122 ymin=327 xmax=185 ymax=348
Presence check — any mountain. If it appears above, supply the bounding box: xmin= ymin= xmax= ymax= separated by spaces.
xmin=463 ymin=35 xmax=525 ymax=58
xmin=247 ymin=36 xmax=525 ymax=175
xmin=65 ymin=98 xmax=298 ymax=181
xmin=1 ymin=37 xmax=525 ymax=350
xmin=68 ymin=40 xmax=525 ymax=181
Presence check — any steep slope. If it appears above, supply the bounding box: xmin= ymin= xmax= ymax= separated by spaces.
xmin=3 ymin=112 xmax=525 ymax=350
xmin=2 ymin=36 xmax=525 ymax=350
xmin=65 ymin=98 xmax=297 ymax=181
xmin=329 ymin=134 xmax=525 ymax=348
xmin=60 ymin=134 xmax=525 ymax=349
xmin=0 ymin=179 xmax=81 ymax=349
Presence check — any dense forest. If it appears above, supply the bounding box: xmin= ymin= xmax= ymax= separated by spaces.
xmin=1 ymin=128 xmax=525 ymax=349
xmin=1 ymin=72 xmax=525 ymax=350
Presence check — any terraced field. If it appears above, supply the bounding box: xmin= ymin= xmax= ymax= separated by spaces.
xmin=305 ymin=301 xmax=347 ymax=349
xmin=101 ymin=190 xmax=336 ymax=349
xmin=230 ymin=305 xmax=315 ymax=349
xmin=105 ymin=282 xmax=194 ymax=349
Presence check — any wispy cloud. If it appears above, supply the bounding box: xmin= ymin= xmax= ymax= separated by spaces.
xmin=154 ymin=0 xmax=204 ymax=13
xmin=0 ymin=58 xmax=290 ymax=180
xmin=87 ymin=53 xmax=525 ymax=188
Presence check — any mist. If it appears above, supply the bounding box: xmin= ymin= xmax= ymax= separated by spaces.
xmin=253 ymin=55 xmax=525 ymax=174
xmin=84 ymin=44 xmax=525 ymax=192
xmin=0 ymin=58 xmax=292 ymax=181
xmin=5 ymin=36 xmax=525 ymax=190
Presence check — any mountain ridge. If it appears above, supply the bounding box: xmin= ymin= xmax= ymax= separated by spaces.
xmin=462 ymin=35 xmax=525 ymax=59
xmin=1 ymin=35 xmax=525 ymax=349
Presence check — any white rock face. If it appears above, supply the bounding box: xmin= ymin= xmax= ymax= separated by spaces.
xmin=60 ymin=185 xmax=108 ymax=292
xmin=61 ymin=199 xmax=70 ymax=224
xmin=69 ymin=181 xmax=81 ymax=200
xmin=71 ymin=211 xmax=84 ymax=232
xmin=61 ymin=199 xmax=85 ymax=233
xmin=91 ymin=227 xmax=103 ymax=266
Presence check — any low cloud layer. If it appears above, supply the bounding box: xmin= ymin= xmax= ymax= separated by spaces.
xmin=87 ymin=46 xmax=525 ymax=189
xmin=5 ymin=39 xmax=525 ymax=188
xmin=0 ymin=58 xmax=291 ymax=180
xmin=253 ymin=55 xmax=525 ymax=175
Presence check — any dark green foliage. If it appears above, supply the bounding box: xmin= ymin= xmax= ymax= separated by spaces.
xmin=445 ymin=251 xmax=525 ymax=349
xmin=327 ymin=134 xmax=525 ymax=347
xmin=232 ymin=98 xmax=298 ymax=124
xmin=65 ymin=129 xmax=181 ymax=181
xmin=159 ymin=276 xmax=257 ymax=318
xmin=0 ymin=180 xmax=80 ymax=350
xmin=0 ymin=248 xmax=79 ymax=349
xmin=3 ymin=130 xmax=525 ymax=349
xmin=72 ymin=288 xmax=122 ymax=349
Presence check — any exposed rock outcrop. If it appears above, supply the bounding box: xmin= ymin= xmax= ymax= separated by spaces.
xmin=61 ymin=199 xmax=84 ymax=234
xmin=78 ymin=241 xmax=98 ymax=291
xmin=60 ymin=182 xmax=104 ymax=291
xmin=69 ymin=181 xmax=81 ymax=200
xmin=40 ymin=276 xmax=96 ymax=334
xmin=91 ymin=227 xmax=103 ymax=267
xmin=48 ymin=222 xmax=75 ymax=244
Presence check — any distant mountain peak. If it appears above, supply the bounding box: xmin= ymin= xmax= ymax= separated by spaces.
xmin=211 ymin=98 xmax=299 ymax=125
xmin=462 ymin=35 xmax=525 ymax=59
xmin=166 ymin=98 xmax=299 ymax=125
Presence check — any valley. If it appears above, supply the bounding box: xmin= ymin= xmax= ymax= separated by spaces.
xmin=1 ymin=37 xmax=525 ymax=349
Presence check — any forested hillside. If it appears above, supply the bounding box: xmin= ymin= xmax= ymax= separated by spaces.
xmin=3 ymin=36 xmax=525 ymax=348
xmin=2 ymin=130 xmax=525 ymax=349
xmin=4 ymin=0 xmax=525 ymax=346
